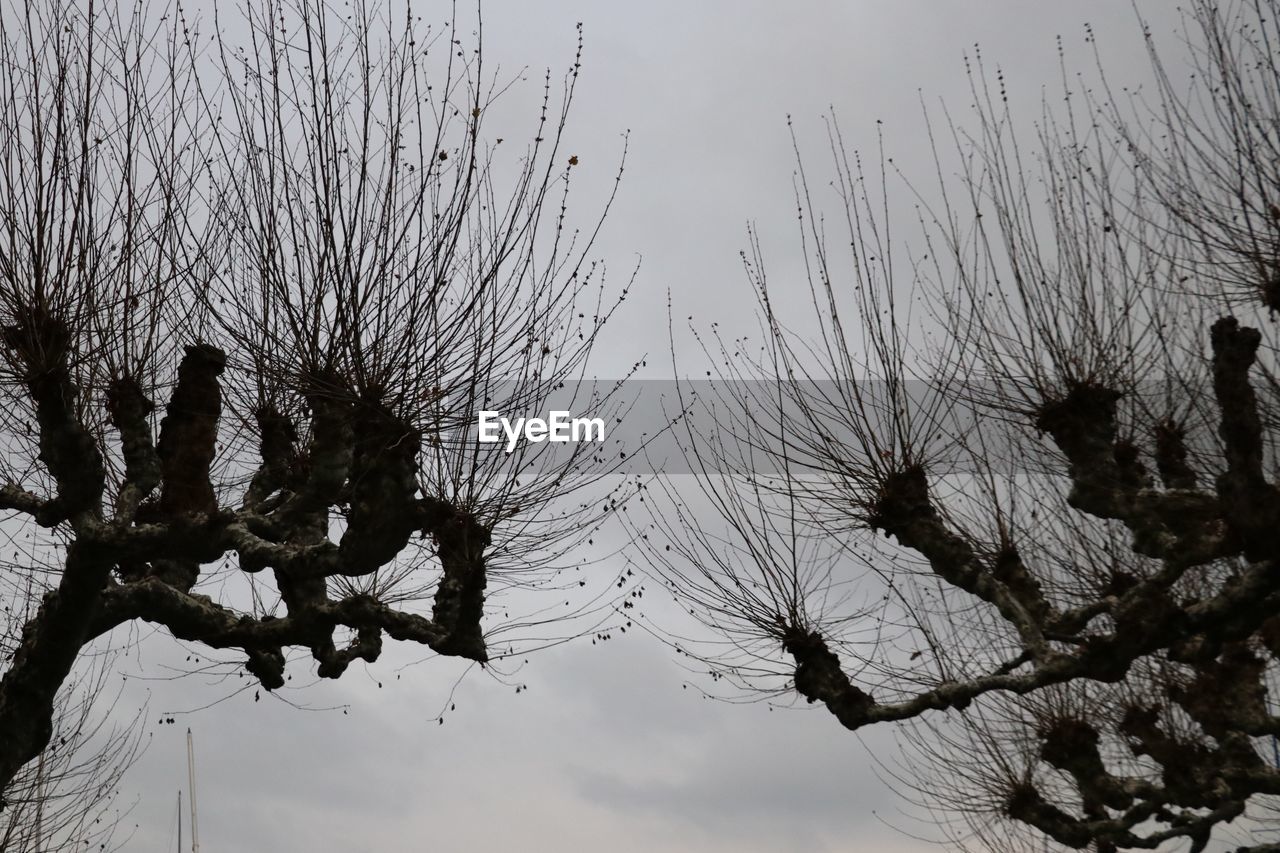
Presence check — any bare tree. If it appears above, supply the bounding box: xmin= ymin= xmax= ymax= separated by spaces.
xmin=646 ymin=1 xmax=1280 ymax=850
xmin=1 ymin=546 xmax=143 ymax=851
xmin=0 ymin=0 xmax=631 ymax=802
xmin=0 ymin=620 xmax=143 ymax=852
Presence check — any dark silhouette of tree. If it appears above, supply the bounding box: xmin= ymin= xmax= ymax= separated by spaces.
xmin=0 ymin=0 xmax=630 ymax=802
xmin=0 ymin=615 xmax=142 ymax=852
xmin=646 ymin=1 xmax=1280 ymax=849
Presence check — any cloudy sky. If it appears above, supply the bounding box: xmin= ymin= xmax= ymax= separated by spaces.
xmin=96 ymin=2 xmax=1191 ymax=851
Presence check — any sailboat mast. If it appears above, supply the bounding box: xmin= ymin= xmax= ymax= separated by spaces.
xmin=33 ymin=752 xmax=44 ymax=851
xmin=177 ymin=790 xmax=182 ymax=853
xmin=186 ymin=729 xmax=200 ymax=853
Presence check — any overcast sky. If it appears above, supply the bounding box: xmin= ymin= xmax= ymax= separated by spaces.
xmin=101 ymin=3 xmax=1191 ymax=851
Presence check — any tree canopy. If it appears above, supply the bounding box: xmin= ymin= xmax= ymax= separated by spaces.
xmin=647 ymin=1 xmax=1280 ymax=849
xmin=0 ymin=0 xmax=630 ymax=809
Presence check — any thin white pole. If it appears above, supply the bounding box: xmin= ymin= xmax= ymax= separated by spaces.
xmin=33 ymin=751 xmax=44 ymax=853
xmin=186 ymin=729 xmax=200 ymax=853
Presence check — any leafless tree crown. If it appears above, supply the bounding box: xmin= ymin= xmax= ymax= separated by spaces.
xmin=0 ymin=0 xmax=631 ymax=806
xmin=645 ymin=2 xmax=1280 ymax=850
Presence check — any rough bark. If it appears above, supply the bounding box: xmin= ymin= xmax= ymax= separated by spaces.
xmin=776 ymin=316 xmax=1280 ymax=851
xmin=0 ymin=341 xmax=494 ymax=802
